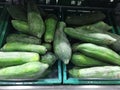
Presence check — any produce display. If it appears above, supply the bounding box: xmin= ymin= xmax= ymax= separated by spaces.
xmin=1 ymin=1 xmax=120 ymax=80
xmin=1 ymin=1 xmax=58 ymax=80
xmin=64 ymin=15 xmax=120 ymax=78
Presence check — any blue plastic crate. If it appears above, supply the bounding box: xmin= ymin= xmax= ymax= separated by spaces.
xmin=0 ymin=60 xmax=62 ymax=85
xmin=62 ymin=8 xmax=120 ymax=85
xmin=63 ymin=25 xmax=120 ymax=85
xmin=63 ymin=26 xmax=120 ymax=85
xmin=0 ymin=9 xmax=62 ymax=86
xmin=63 ymin=63 xmax=120 ymax=85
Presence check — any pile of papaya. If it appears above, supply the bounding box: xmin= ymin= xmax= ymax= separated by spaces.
xmin=1 ymin=0 xmax=120 ymax=80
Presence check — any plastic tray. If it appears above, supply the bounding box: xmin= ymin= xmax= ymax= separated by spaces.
xmin=0 ymin=8 xmax=62 ymax=85
xmin=63 ymin=63 xmax=120 ymax=85
xmin=0 ymin=61 xmax=62 ymax=85
xmin=62 ymin=8 xmax=120 ymax=85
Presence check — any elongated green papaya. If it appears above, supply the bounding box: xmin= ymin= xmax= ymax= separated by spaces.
xmin=27 ymin=1 xmax=45 ymax=38
xmin=54 ymin=22 xmax=72 ymax=64
xmin=44 ymin=14 xmax=58 ymax=43
xmin=6 ymin=33 xmax=41 ymax=44
xmin=1 ymin=42 xmax=47 ymax=54
xmin=72 ymin=43 xmax=109 ymax=50
xmin=69 ymin=66 xmax=120 ymax=78
xmin=71 ymin=53 xmax=109 ymax=67
xmin=64 ymin=27 xmax=116 ymax=45
xmin=65 ymin=12 xmax=105 ymax=26
xmin=0 ymin=62 xmax=48 ymax=80
xmin=0 ymin=52 xmax=39 ymax=68
xmin=73 ymin=43 xmax=120 ymax=65
xmin=76 ymin=25 xmax=120 ymax=52
xmin=76 ymin=21 xmax=112 ymax=31
xmin=91 ymin=21 xmax=112 ymax=31
xmin=103 ymin=32 xmax=120 ymax=52
xmin=11 ymin=20 xmax=29 ymax=34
